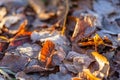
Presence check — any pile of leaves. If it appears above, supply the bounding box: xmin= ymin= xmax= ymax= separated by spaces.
xmin=0 ymin=0 xmax=120 ymax=80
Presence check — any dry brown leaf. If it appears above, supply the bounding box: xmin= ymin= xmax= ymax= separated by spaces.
xmin=38 ymin=40 xmax=55 ymax=68
xmin=91 ymin=51 xmax=110 ymax=78
xmin=71 ymin=15 xmax=96 ymax=42
xmin=64 ymin=51 xmax=94 ymax=73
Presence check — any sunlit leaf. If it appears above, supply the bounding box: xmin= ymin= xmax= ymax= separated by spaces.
xmin=83 ymin=69 xmax=101 ymax=80
xmin=91 ymin=51 xmax=110 ymax=78
xmin=93 ymin=34 xmax=104 ymax=51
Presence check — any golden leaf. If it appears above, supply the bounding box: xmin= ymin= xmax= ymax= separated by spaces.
xmin=91 ymin=52 xmax=110 ymax=78
xmin=83 ymin=69 xmax=101 ymax=80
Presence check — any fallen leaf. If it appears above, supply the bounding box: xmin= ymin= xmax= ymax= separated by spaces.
xmin=38 ymin=40 xmax=55 ymax=68
xmin=64 ymin=51 xmax=94 ymax=73
xmin=31 ymin=30 xmax=70 ymax=53
xmin=8 ymin=20 xmax=31 ymax=50
xmin=91 ymin=51 xmax=110 ymax=79
xmin=83 ymin=69 xmax=101 ymax=80
xmin=71 ymin=14 xmax=96 ymax=42
xmin=0 ymin=54 xmax=30 ymax=73
xmin=72 ymin=69 xmax=101 ymax=80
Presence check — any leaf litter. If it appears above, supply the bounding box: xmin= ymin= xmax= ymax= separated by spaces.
xmin=0 ymin=0 xmax=120 ymax=80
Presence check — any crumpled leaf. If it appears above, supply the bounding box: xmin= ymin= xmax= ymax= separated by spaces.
xmin=0 ymin=53 xmax=30 ymax=73
xmin=72 ymin=69 xmax=101 ymax=80
xmin=70 ymin=14 xmax=97 ymax=53
xmin=8 ymin=20 xmax=32 ymax=50
xmin=71 ymin=14 xmax=96 ymax=42
xmin=31 ymin=30 xmax=70 ymax=53
xmin=63 ymin=51 xmax=94 ymax=73
xmin=38 ymin=40 xmax=55 ymax=68
xmin=91 ymin=51 xmax=110 ymax=79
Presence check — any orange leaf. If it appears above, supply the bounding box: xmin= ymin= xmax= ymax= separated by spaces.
xmin=38 ymin=40 xmax=55 ymax=68
xmin=8 ymin=20 xmax=32 ymax=49
xmin=15 ymin=20 xmax=31 ymax=37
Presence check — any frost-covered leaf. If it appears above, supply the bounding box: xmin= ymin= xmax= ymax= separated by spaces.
xmin=0 ymin=54 xmax=30 ymax=72
xmin=93 ymin=0 xmax=115 ymax=16
xmin=64 ymin=51 xmax=94 ymax=73
xmin=16 ymin=43 xmax=40 ymax=58
xmin=31 ymin=30 xmax=70 ymax=52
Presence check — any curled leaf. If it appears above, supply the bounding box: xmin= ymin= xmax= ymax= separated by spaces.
xmin=83 ymin=69 xmax=101 ymax=80
xmin=91 ymin=51 xmax=110 ymax=78
xmin=71 ymin=14 xmax=96 ymax=42
xmin=38 ymin=40 xmax=55 ymax=68
xmin=8 ymin=20 xmax=31 ymax=50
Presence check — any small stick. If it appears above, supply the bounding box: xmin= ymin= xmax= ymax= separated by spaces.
xmin=61 ymin=0 xmax=69 ymax=35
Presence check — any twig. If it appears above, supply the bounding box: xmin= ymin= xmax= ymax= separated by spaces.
xmin=61 ymin=0 xmax=69 ymax=35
